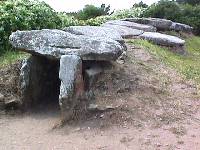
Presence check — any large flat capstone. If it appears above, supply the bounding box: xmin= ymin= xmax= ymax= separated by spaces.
xmin=104 ymin=20 xmax=157 ymax=32
xmin=139 ymin=32 xmax=185 ymax=47
xmin=101 ymin=24 xmax=144 ymax=38
xmin=9 ymin=29 xmax=124 ymax=61
xmin=63 ymin=26 xmax=123 ymax=43
xmin=123 ymin=18 xmax=173 ymax=31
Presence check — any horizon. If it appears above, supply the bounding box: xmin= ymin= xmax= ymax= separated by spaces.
xmin=40 ymin=0 xmax=159 ymax=12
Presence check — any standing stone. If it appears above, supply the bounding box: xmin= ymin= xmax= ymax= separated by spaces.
xmin=19 ymin=58 xmax=31 ymax=108
xmin=20 ymin=59 xmax=31 ymax=99
xmin=59 ymin=55 xmax=84 ymax=122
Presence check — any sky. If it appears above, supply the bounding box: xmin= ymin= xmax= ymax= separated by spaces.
xmin=41 ymin=0 xmax=159 ymax=12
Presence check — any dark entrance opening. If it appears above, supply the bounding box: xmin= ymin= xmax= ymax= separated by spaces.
xmin=22 ymin=56 xmax=61 ymax=111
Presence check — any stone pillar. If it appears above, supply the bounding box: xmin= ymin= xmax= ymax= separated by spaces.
xmin=59 ymin=55 xmax=84 ymax=122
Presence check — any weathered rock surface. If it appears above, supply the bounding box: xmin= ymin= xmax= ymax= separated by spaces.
xmin=170 ymin=22 xmax=193 ymax=32
xmin=59 ymin=55 xmax=84 ymax=122
xmin=85 ymin=63 xmax=103 ymax=90
xmin=88 ymin=104 xmax=116 ymax=112
xmin=63 ymin=26 xmax=123 ymax=43
xmin=9 ymin=29 xmax=124 ymax=61
xmin=104 ymin=20 xmax=157 ymax=32
xmin=4 ymin=98 xmax=22 ymax=110
xmin=0 ymin=93 xmax=4 ymax=109
xmin=139 ymin=32 xmax=185 ymax=47
xmin=101 ymin=24 xmax=144 ymax=38
xmin=123 ymin=18 xmax=173 ymax=31
xmin=0 ymin=93 xmax=4 ymax=101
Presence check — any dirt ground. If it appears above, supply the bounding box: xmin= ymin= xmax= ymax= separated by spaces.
xmin=1 ymin=42 xmax=200 ymax=150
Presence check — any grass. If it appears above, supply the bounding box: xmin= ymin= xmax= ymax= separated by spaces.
xmin=0 ymin=51 xmax=29 ymax=68
xmin=128 ymin=35 xmax=200 ymax=84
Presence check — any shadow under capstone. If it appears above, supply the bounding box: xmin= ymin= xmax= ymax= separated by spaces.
xmin=20 ymin=55 xmax=61 ymax=111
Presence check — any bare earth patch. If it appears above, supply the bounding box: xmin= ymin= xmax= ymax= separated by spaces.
xmin=0 ymin=42 xmax=200 ymax=150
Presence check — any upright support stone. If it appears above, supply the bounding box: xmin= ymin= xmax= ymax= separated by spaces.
xmin=59 ymin=55 xmax=84 ymax=122
xmin=20 ymin=58 xmax=31 ymax=108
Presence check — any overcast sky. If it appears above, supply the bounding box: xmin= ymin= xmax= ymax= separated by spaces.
xmin=41 ymin=0 xmax=159 ymax=12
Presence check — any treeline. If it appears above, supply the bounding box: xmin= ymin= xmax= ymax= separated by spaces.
xmin=0 ymin=0 xmax=200 ymax=54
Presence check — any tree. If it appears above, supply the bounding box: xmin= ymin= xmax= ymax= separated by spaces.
xmin=100 ymin=4 xmax=111 ymax=15
xmin=133 ymin=1 xmax=148 ymax=8
xmin=176 ymin=0 xmax=200 ymax=5
xmin=77 ymin=4 xmax=111 ymax=20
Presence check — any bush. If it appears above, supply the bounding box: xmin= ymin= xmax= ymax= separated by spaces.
xmin=85 ymin=7 xmax=146 ymax=26
xmin=177 ymin=0 xmax=200 ymax=5
xmin=0 ymin=0 xmax=61 ymax=54
xmin=58 ymin=12 xmax=86 ymax=28
xmin=143 ymin=0 xmax=182 ymax=21
xmin=178 ymin=4 xmax=200 ymax=34
xmin=77 ymin=4 xmax=111 ymax=20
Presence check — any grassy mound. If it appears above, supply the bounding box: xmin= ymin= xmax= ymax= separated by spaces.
xmin=128 ymin=35 xmax=200 ymax=84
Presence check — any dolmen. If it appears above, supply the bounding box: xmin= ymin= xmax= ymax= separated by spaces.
xmin=9 ymin=28 xmax=125 ymax=122
xmin=9 ymin=18 xmax=193 ymax=122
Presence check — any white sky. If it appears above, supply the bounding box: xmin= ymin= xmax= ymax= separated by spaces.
xmin=41 ymin=0 xmax=159 ymax=12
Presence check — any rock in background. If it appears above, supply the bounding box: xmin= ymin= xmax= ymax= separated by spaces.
xmin=101 ymin=24 xmax=144 ymax=38
xmin=104 ymin=20 xmax=157 ymax=32
xmin=123 ymin=18 xmax=173 ymax=31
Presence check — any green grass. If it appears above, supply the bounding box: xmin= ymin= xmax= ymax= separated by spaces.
xmin=128 ymin=35 xmax=200 ymax=84
xmin=0 ymin=51 xmax=29 ymax=68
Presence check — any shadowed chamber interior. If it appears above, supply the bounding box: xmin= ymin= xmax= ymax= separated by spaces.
xmin=82 ymin=60 xmax=113 ymax=90
xmin=23 ymin=56 xmax=61 ymax=109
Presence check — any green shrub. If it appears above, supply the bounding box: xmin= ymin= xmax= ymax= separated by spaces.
xmin=178 ymin=4 xmax=200 ymax=34
xmin=111 ymin=7 xmax=146 ymax=19
xmin=0 ymin=0 xmax=61 ymax=54
xmin=143 ymin=0 xmax=182 ymax=21
xmin=85 ymin=7 xmax=146 ymax=26
xmin=177 ymin=0 xmax=200 ymax=5
xmin=58 ymin=12 xmax=86 ymax=28
xmin=77 ymin=4 xmax=111 ymax=20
